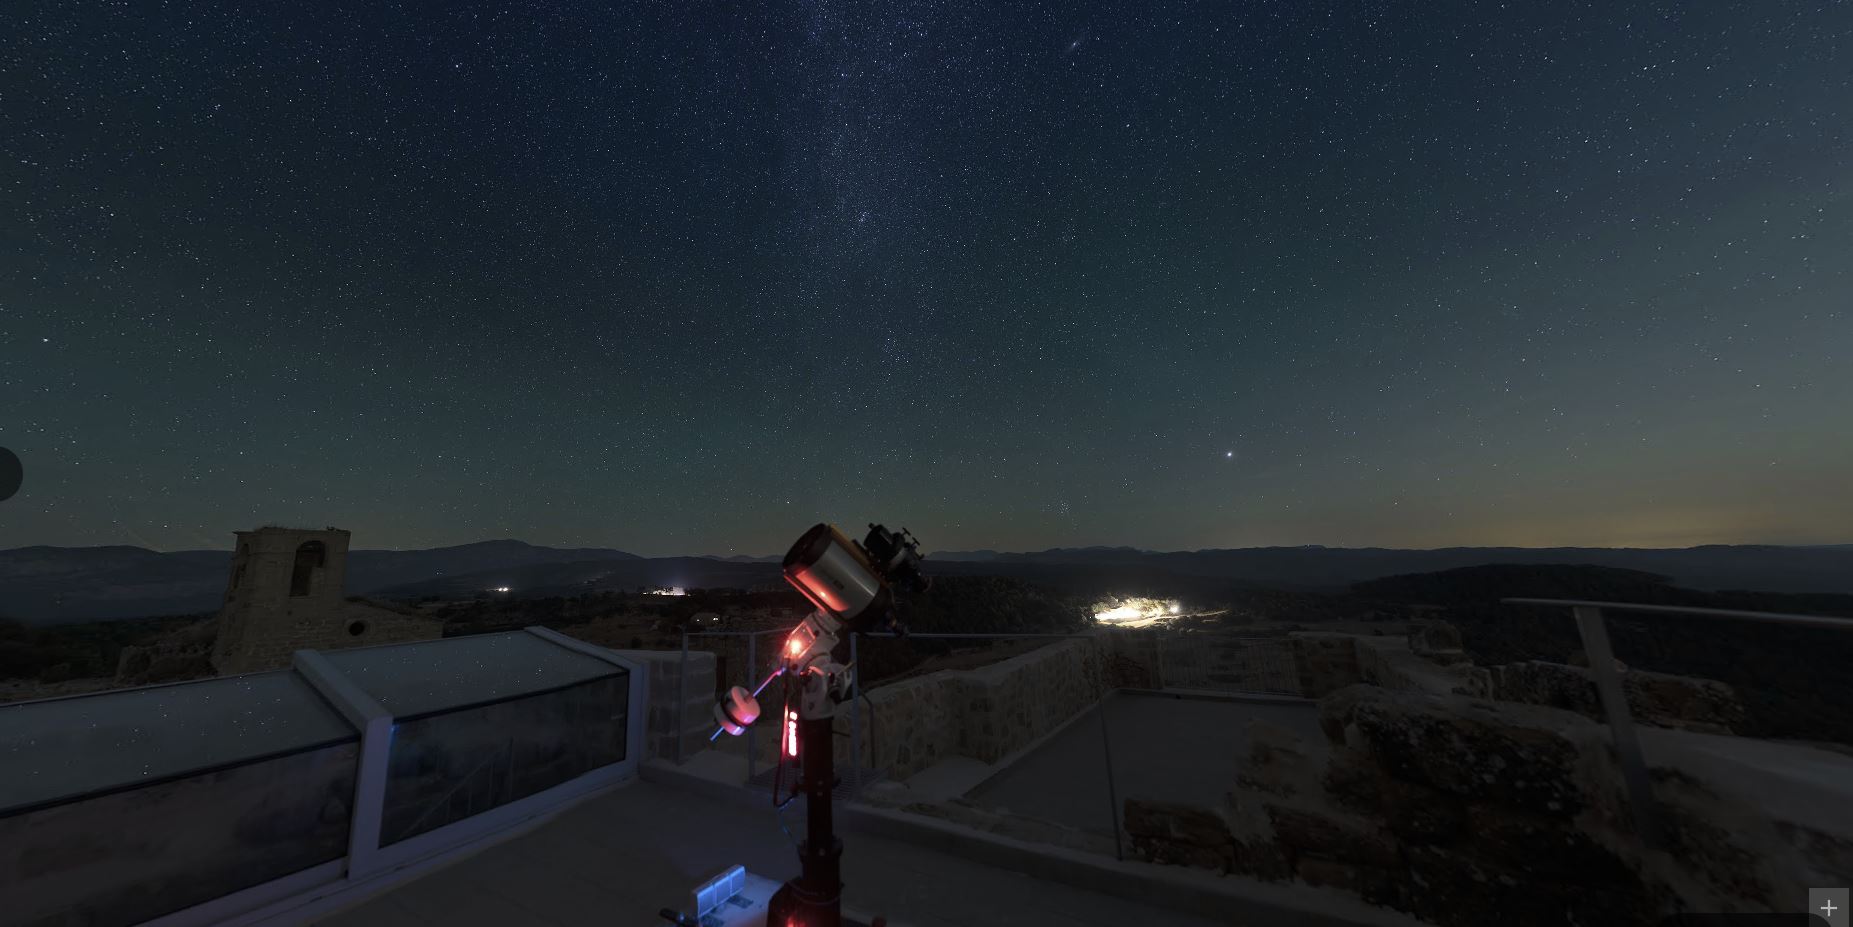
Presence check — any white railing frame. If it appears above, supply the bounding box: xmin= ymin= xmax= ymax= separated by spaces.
xmin=1502 ymin=597 xmax=1853 ymax=851
xmin=123 ymin=627 xmax=646 ymax=927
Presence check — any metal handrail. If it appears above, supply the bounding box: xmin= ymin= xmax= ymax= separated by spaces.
xmin=1499 ymin=597 xmax=1853 ymax=853
xmin=1503 ymin=598 xmax=1853 ymax=630
xmin=675 ymin=625 xmax=1309 ymax=859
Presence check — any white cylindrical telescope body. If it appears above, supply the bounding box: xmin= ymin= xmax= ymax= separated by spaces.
xmin=783 ymin=523 xmax=885 ymax=627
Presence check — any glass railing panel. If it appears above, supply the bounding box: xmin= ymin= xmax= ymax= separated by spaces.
xmin=0 ymin=670 xmax=356 ymax=815
xmin=0 ymin=740 xmax=358 ymax=927
xmin=378 ymin=671 xmax=628 ymax=845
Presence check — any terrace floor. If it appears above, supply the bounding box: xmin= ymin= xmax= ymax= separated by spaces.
xmin=307 ymin=776 xmax=1248 ymax=927
xmin=967 ymin=690 xmax=1327 ymax=835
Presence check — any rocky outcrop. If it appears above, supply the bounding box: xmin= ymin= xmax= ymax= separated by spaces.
xmin=1322 ymin=684 xmax=1609 ymax=815
xmin=1487 ymin=660 xmax=1748 ymax=734
xmin=1235 ymin=718 xmax=1319 ymax=797
xmin=1283 ymin=686 xmax=1668 ymax=924
xmin=1353 ymin=634 xmax=1491 ymax=698
xmin=1289 ymin=622 xmax=1746 ymax=734
xmin=1128 ymin=684 xmax=1851 ymax=927
xmin=114 ymin=620 xmax=217 ymax=686
xmin=1122 ymin=800 xmax=1239 ymax=873
xmin=1407 ymin=619 xmax=1470 ymax=665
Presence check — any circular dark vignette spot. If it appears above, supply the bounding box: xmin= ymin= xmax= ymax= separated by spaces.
xmin=0 ymin=447 xmax=20 ymax=502
xmin=347 ymin=620 xmax=368 ymax=637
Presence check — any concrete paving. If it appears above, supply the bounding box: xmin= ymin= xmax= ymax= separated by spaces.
xmin=1640 ymin=727 xmax=1853 ymax=836
xmin=897 ymin=757 xmax=994 ymax=802
xmin=309 ymin=777 xmax=1248 ymax=927
xmin=967 ymin=691 xmax=1325 ymax=835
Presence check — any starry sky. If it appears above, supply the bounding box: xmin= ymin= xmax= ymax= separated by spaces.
xmin=3 ymin=1 xmax=1850 ymax=557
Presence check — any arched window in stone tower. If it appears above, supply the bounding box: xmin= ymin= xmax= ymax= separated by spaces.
xmin=291 ymin=540 xmax=326 ymax=597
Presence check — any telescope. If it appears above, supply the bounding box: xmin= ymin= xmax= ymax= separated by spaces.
xmin=667 ymin=522 xmax=926 ymax=927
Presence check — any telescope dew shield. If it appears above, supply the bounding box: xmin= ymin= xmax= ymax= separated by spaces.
xmin=783 ymin=523 xmax=887 ymax=628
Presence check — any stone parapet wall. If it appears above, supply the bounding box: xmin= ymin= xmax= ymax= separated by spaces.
xmin=1288 ymin=633 xmax=1363 ymax=698
xmin=603 ymin=649 xmax=716 ymax=762
xmin=731 ymin=631 xmax=1143 ymax=778
xmin=1487 ymin=660 xmax=1748 ymax=734
xmin=946 ymin=637 xmax=1109 ymax=764
xmin=1155 ymin=633 xmax=1298 ymax=694
xmin=1352 ymin=635 xmax=1491 ymax=697
xmin=1290 ymin=630 xmax=1488 ymax=700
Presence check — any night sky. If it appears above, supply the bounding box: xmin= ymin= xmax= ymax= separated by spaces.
xmin=3 ymin=2 xmax=1849 ymax=557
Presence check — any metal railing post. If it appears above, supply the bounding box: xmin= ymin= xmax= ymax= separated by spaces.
xmin=1571 ymin=605 xmax=1664 ymax=849
xmin=677 ymin=630 xmax=689 ymax=765
xmin=1152 ymin=630 xmax=1166 ymax=690
xmin=1096 ymin=689 xmax=1124 ymax=861
xmin=292 ymin=649 xmax=392 ymax=879
xmin=746 ymin=632 xmax=757 ymax=785
xmin=850 ymin=631 xmax=862 ymax=796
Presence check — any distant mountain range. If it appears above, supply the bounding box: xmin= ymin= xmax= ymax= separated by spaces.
xmin=0 ymin=540 xmax=641 ymax=623
xmin=927 ymin=544 xmax=1853 ymax=596
xmin=3 ymin=539 xmax=1850 ymax=624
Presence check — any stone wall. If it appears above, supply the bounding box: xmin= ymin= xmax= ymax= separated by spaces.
xmin=1156 ymin=633 xmax=1298 ymax=694
xmin=732 ymin=631 xmax=1142 ymax=779
xmin=604 ymin=648 xmax=716 ymax=762
xmin=1352 ymin=635 xmax=1491 ymax=697
xmin=214 ymin=601 xmax=441 ymax=674
xmin=1487 ymin=660 xmax=1748 ymax=734
xmin=1289 ymin=633 xmax=1364 ymax=698
xmin=1125 ymin=683 xmax=1853 ymax=927
xmin=946 ymin=637 xmax=1110 ymax=764
xmin=1290 ymin=630 xmax=1489 ymax=699
xmin=858 ymin=672 xmax=964 ymax=778
xmin=1103 ymin=630 xmax=1162 ymax=689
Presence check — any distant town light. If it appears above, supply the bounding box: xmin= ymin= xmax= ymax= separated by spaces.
xmin=1092 ymin=596 xmax=1183 ymax=626
xmin=647 ymin=586 xmax=688 ymax=597
xmin=1093 ymin=603 xmax=1147 ymax=623
xmin=492 ymin=586 xmax=511 ymax=593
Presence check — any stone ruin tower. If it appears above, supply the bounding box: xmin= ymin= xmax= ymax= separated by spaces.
xmin=210 ymin=526 xmax=437 ymax=674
